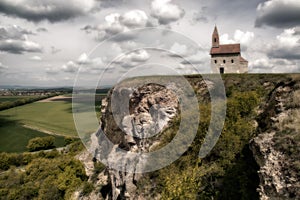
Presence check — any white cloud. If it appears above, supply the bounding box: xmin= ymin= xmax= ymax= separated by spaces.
xmin=0 ymin=40 xmax=42 ymax=54
xmin=114 ymin=49 xmax=150 ymax=68
xmin=220 ymin=30 xmax=254 ymax=47
xmin=78 ymin=53 xmax=90 ymax=64
xmin=30 ymin=55 xmax=42 ymax=61
xmin=120 ymin=10 xmax=148 ymax=27
xmin=0 ymin=25 xmax=33 ymax=40
xmin=86 ymin=10 xmax=149 ymax=41
xmin=60 ymin=53 xmax=106 ymax=74
xmin=276 ymin=27 xmax=299 ymax=47
xmin=250 ymin=57 xmax=300 ymax=73
xmin=181 ymin=50 xmax=210 ymax=65
xmin=170 ymin=42 xmax=188 ymax=56
xmin=267 ymin=27 xmax=300 ymax=59
xmin=62 ymin=61 xmax=78 ymax=73
xmin=128 ymin=49 xmax=150 ymax=62
xmin=234 ymin=30 xmax=255 ymax=46
xmin=220 ymin=34 xmax=235 ymax=44
xmin=0 ymin=25 xmax=42 ymax=54
xmin=169 ymin=42 xmax=199 ymax=58
xmin=150 ymin=0 xmax=185 ymax=25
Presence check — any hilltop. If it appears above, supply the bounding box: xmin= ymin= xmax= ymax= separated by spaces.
xmin=89 ymin=74 xmax=300 ymax=200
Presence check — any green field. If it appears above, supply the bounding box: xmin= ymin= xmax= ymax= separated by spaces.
xmin=0 ymin=101 xmax=77 ymax=137
xmin=0 ymin=94 xmax=107 ymax=152
xmin=0 ymin=100 xmax=75 ymax=153
xmin=0 ymin=117 xmax=66 ymax=153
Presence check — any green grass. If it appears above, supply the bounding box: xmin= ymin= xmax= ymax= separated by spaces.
xmin=0 ymin=94 xmax=106 ymax=153
xmin=0 ymin=101 xmax=77 ymax=137
xmin=0 ymin=117 xmax=65 ymax=153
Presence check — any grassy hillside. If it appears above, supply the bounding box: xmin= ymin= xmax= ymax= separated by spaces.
xmin=0 ymin=94 xmax=107 ymax=153
xmin=110 ymin=74 xmax=297 ymax=200
xmin=0 ymin=102 xmax=77 ymax=137
xmin=0 ymin=116 xmax=65 ymax=152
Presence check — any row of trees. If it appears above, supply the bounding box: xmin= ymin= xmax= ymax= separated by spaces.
xmin=0 ymin=94 xmax=59 ymax=111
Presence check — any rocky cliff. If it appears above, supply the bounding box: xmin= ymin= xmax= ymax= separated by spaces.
xmin=91 ymin=81 xmax=182 ymax=200
xmin=251 ymin=78 xmax=300 ymax=199
xmin=82 ymin=74 xmax=300 ymax=200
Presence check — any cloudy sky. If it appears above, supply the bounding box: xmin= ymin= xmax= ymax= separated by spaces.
xmin=0 ymin=0 xmax=299 ymax=87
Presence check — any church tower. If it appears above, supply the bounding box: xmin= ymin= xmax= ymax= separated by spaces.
xmin=212 ymin=26 xmax=219 ymax=48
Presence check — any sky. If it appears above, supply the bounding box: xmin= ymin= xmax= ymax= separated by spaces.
xmin=0 ymin=0 xmax=299 ymax=87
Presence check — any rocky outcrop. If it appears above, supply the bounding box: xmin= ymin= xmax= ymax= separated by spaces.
xmin=251 ymin=131 xmax=287 ymax=200
xmin=91 ymin=83 xmax=179 ymax=200
xmin=83 ymin=75 xmax=300 ymax=200
xmin=251 ymin=80 xmax=300 ymax=200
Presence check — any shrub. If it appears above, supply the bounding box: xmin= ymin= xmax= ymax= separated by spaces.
xmin=26 ymin=136 xmax=55 ymax=152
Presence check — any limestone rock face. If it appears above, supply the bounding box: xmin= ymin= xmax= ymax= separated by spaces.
xmin=251 ymin=81 xmax=300 ymax=200
xmin=92 ymin=83 xmax=179 ymax=200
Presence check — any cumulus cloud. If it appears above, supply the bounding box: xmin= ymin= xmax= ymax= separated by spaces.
xmin=267 ymin=27 xmax=300 ymax=59
xmin=255 ymin=0 xmax=300 ymax=28
xmin=150 ymin=0 xmax=185 ymax=25
xmin=220 ymin=30 xmax=254 ymax=49
xmin=114 ymin=49 xmax=150 ymax=68
xmin=120 ymin=10 xmax=148 ymax=28
xmin=0 ymin=25 xmax=33 ymax=40
xmin=61 ymin=53 xmax=106 ymax=73
xmin=30 ymin=56 xmax=42 ymax=61
xmin=169 ymin=42 xmax=198 ymax=57
xmin=251 ymin=57 xmax=300 ymax=73
xmin=82 ymin=10 xmax=150 ymax=41
xmin=0 ymin=38 xmax=42 ymax=54
xmin=0 ymin=25 xmax=42 ymax=54
xmin=181 ymin=50 xmax=210 ymax=65
xmin=0 ymin=0 xmax=96 ymax=23
xmin=62 ymin=61 xmax=78 ymax=73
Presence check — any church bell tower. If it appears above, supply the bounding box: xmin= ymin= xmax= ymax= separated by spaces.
xmin=212 ymin=26 xmax=219 ymax=48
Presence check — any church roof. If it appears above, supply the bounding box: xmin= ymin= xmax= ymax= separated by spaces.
xmin=240 ymin=56 xmax=248 ymax=63
xmin=210 ymin=44 xmax=241 ymax=55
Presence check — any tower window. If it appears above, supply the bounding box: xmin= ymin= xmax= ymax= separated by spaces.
xmin=231 ymin=59 xmax=234 ymax=63
xmin=214 ymin=38 xmax=217 ymax=42
xmin=223 ymin=60 xmax=226 ymax=64
xmin=214 ymin=60 xmax=217 ymax=64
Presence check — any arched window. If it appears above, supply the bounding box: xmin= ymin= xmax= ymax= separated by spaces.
xmin=231 ymin=59 xmax=234 ymax=63
xmin=214 ymin=60 xmax=217 ymax=64
xmin=214 ymin=38 xmax=217 ymax=42
xmin=223 ymin=60 xmax=226 ymax=64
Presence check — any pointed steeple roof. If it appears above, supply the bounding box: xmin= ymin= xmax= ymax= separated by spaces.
xmin=213 ymin=25 xmax=218 ymax=35
xmin=212 ymin=25 xmax=220 ymax=48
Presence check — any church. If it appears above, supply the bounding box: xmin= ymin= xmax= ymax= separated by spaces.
xmin=210 ymin=26 xmax=248 ymax=74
